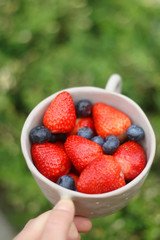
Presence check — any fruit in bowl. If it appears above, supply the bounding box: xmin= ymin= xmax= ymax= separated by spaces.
xmin=29 ymin=91 xmax=147 ymax=194
xmin=21 ymin=74 xmax=156 ymax=218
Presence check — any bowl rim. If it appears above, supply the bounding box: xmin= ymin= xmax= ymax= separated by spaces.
xmin=21 ymin=86 xmax=156 ymax=199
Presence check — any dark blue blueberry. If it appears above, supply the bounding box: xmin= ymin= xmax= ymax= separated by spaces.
xmin=75 ymin=99 xmax=92 ymax=117
xmin=103 ymin=135 xmax=120 ymax=155
xmin=50 ymin=133 xmax=67 ymax=143
xmin=50 ymin=134 xmax=57 ymax=143
xmin=56 ymin=175 xmax=76 ymax=191
xmin=29 ymin=126 xmax=52 ymax=144
xmin=127 ymin=125 xmax=144 ymax=141
xmin=91 ymin=136 xmax=105 ymax=147
xmin=77 ymin=127 xmax=94 ymax=139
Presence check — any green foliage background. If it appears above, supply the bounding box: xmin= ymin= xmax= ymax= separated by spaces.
xmin=0 ymin=0 xmax=160 ymax=239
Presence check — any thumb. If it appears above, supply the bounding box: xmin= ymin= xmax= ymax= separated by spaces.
xmin=41 ymin=199 xmax=78 ymax=240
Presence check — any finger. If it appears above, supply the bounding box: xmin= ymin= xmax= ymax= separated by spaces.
xmin=13 ymin=203 xmax=92 ymax=240
xmin=74 ymin=217 xmax=92 ymax=233
xmin=13 ymin=210 xmax=52 ymax=240
xmin=67 ymin=223 xmax=81 ymax=240
xmin=41 ymin=199 xmax=79 ymax=240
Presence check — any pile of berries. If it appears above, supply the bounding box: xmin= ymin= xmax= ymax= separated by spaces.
xmin=30 ymin=91 xmax=146 ymax=194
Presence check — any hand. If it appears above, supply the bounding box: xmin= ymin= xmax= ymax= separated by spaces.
xmin=13 ymin=199 xmax=92 ymax=240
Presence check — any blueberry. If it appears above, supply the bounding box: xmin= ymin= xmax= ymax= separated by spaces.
xmin=50 ymin=134 xmax=57 ymax=143
xmin=103 ymin=135 xmax=120 ymax=155
xmin=29 ymin=126 xmax=52 ymax=144
xmin=127 ymin=125 xmax=144 ymax=141
xmin=56 ymin=175 xmax=76 ymax=191
xmin=91 ymin=136 xmax=105 ymax=147
xmin=75 ymin=99 xmax=92 ymax=117
xmin=77 ymin=127 xmax=94 ymax=139
xmin=50 ymin=133 xmax=67 ymax=143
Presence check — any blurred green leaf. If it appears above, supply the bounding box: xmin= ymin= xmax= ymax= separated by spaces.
xmin=0 ymin=0 xmax=160 ymax=239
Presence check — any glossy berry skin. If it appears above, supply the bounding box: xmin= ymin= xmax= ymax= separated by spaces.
xmin=75 ymin=100 xmax=92 ymax=118
xmin=69 ymin=117 xmax=95 ymax=135
xmin=29 ymin=126 xmax=52 ymax=144
xmin=91 ymin=136 xmax=105 ymax=147
xmin=113 ymin=141 xmax=146 ymax=181
xmin=77 ymin=155 xmax=126 ymax=194
xmin=64 ymin=135 xmax=103 ymax=172
xmin=127 ymin=125 xmax=144 ymax=142
xmin=31 ymin=143 xmax=71 ymax=182
xmin=103 ymin=135 xmax=120 ymax=155
xmin=93 ymin=103 xmax=131 ymax=140
xmin=56 ymin=175 xmax=76 ymax=191
xmin=77 ymin=127 xmax=94 ymax=140
xmin=43 ymin=91 xmax=76 ymax=133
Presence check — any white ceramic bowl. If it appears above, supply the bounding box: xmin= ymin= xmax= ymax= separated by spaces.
xmin=21 ymin=74 xmax=156 ymax=218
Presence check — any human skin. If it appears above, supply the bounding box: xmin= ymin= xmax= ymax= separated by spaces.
xmin=13 ymin=199 xmax=92 ymax=240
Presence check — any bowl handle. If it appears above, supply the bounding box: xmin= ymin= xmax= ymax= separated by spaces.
xmin=105 ymin=74 xmax=122 ymax=93
xmin=59 ymin=192 xmax=72 ymax=200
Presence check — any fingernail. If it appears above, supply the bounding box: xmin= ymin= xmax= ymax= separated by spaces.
xmin=54 ymin=199 xmax=74 ymax=213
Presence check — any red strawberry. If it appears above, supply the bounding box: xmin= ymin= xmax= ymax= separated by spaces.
xmin=54 ymin=141 xmax=65 ymax=150
xmin=93 ymin=103 xmax=131 ymax=141
xmin=69 ymin=117 xmax=95 ymax=135
xmin=64 ymin=135 xmax=103 ymax=172
xmin=68 ymin=173 xmax=79 ymax=186
xmin=43 ymin=91 xmax=76 ymax=133
xmin=77 ymin=155 xmax=126 ymax=194
xmin=31 ymin=142 xmax=71 ymax=182
xmin=113 ymin=141 xmax=146 ymax=181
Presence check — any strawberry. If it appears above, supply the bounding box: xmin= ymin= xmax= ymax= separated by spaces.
xmin=113 ymin=141 xmax=147 ymax=181
xmin=77 ymin=155 xmax=126 ymax=194
xmin=68 ymin=173 xmax=79 ymax=186
xmin=43 ymin=91 xmax=76 ymax=133
xmin=69 ymin=117 xmax=95 ymax=136
xmin=31 ymin=142 xmax=71 ymax=182
xmin=93 ymin=103 xmax=131 ymax=141
xmin=64 ymin=135 xmax=103 ymax=172
xmin=54 ymin=141 xmax=65 ymax=150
